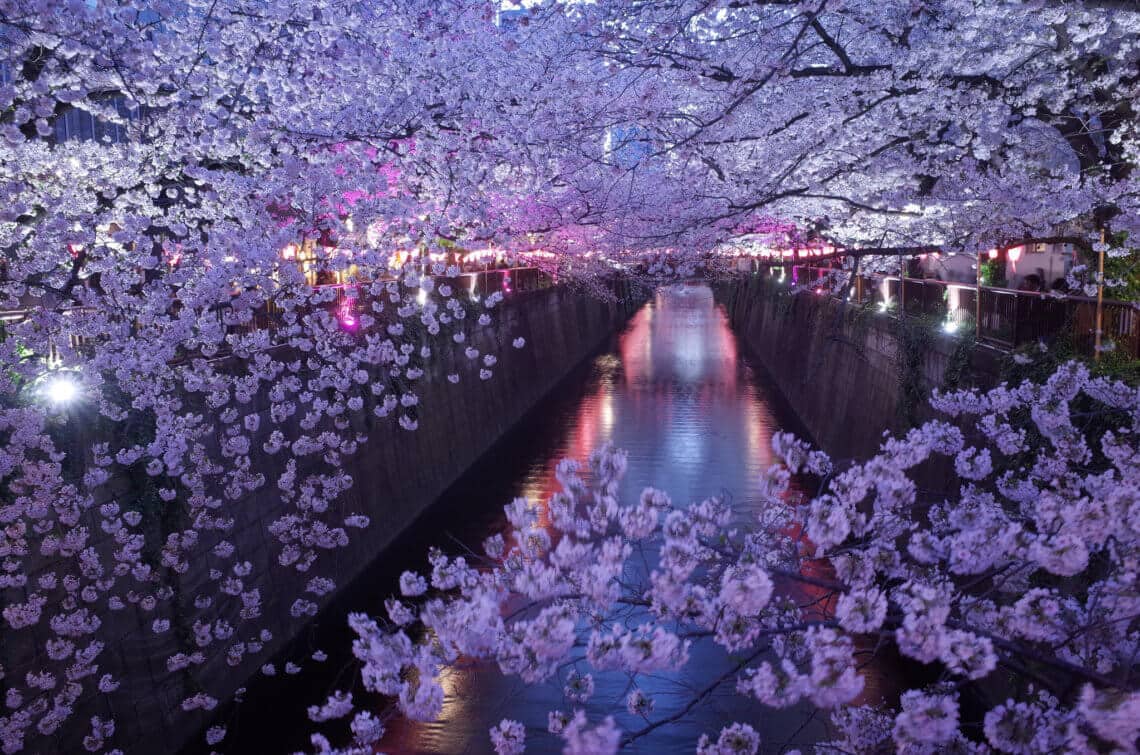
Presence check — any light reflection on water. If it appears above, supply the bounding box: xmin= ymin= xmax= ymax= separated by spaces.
xmin=377 ymin=283 xmax=891 ymax=754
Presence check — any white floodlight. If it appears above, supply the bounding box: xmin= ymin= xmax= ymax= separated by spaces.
xmin=44 ymin=375 xmax=80 ymax=405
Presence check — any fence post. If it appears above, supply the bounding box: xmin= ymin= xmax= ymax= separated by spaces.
xmin=1095 ymin=228 xmax=1105 ymax=362
xmin=975 ymin=252 xmax=982 ymax=341
xmin=1011 ymin=294 xmax=1020 ymax=348
xmin=899 ymin=261 xmax=906 ymax=317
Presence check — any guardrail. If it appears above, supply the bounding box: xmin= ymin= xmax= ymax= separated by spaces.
xmin=788 ymin=265 xmax=1139 ymax=360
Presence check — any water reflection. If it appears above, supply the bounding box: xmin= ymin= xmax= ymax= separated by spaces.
xmin=217 ymin=284 xmax=889 ymax=755
xmin=377 ymin=284 xmax=885 ymax=754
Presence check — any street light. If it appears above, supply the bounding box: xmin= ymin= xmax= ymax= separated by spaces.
xmin=43 ymin=374 xmax=80 ymax=406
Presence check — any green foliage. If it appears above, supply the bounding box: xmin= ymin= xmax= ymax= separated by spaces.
xmin=1004 ymin=332 xmax=1140 ymax=387
xmin=1102 ymin=232 xmax=1139 ymax=301
xmin=772 ymin=293 xmax=796 ymax=319
xmin=941 ymin=323 xmax=977 ymax=391
xmin=979 ymin=259 xmax=1005 ymax=288
xmin=847 ymin=298 xmax=879 ymax=347
xmin=893 ymin=313 xmax=980 ymax=426
xmin=753 ymin=272 xmax=798 ymax=318
xmin=895 ymin=316 xmax=935 ymax=427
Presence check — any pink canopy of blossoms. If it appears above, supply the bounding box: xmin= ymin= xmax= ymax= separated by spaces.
xmin=0 ymin=0 xmax=1137 ymax=752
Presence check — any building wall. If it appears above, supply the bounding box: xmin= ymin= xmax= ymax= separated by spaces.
xmin=1005 ymin=242 xmax=1075 ymax=291
xmin=915 ymin=252 xmax=976 ymax=283
xmin=913 ymin=243 xmax=1076 ymax=290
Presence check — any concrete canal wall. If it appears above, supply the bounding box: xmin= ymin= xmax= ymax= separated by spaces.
xmin=36 ymin=282 xmax=643 ymax=754
xmin=716 ymin=276 xmax=1003 ymax=466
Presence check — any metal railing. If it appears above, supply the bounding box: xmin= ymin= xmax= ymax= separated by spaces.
xmin=788 ymin=265 xmax=1140 ymax=360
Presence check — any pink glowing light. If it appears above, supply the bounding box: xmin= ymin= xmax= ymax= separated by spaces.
xmin=337 ymin=302 xmax=358 ymax=330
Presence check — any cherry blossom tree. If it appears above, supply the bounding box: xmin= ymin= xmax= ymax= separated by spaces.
xmin=318 ymin=360 xmax=1140 ymax=755
xmin=0 ymin=1 xmax=554 ymax=750
xmin=0 ymin=0 xmax=1137 ymax=751
xmin=517 ymin=0 xmax=1140 ymax=253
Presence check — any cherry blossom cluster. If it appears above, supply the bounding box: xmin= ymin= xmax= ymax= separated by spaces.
xmin=0 ymin=0 xmax=1137 ymax=751
xmin=302 ymin=360 xmax=1140 ymax=754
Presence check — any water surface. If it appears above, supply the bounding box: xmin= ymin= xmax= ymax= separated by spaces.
xmin=215 ymin=283 xmax=888 ymax=755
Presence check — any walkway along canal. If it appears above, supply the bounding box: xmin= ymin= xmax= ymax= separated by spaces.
xmin=205 ymin=282 xmax=892 ymax=754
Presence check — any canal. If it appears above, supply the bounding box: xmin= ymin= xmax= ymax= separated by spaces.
xmin=212 ymin=282 xmax=887 ymax=754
